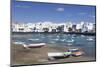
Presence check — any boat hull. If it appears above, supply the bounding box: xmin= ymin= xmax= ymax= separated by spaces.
xmin=27 ymin=45 xmax=45 ymax=48
xmin=23 ymin=43 xmax=46 ymax=48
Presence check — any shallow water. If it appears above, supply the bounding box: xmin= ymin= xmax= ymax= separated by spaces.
xmin=12 ymin=33 xmax=96 ymax=57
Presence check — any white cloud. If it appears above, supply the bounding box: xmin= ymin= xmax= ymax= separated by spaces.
xmin=56 ymin=7 xmax=64 ymax=12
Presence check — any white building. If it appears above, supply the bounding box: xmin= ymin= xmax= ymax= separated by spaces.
xmin=12 ymin=21 xmax=95 ymax=33
xmin=76 ymin=24 xmax=82 ymax=30
xmin=86 ymin=23 xmax=94 ymax=32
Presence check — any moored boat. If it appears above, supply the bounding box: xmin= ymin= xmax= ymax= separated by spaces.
xmin=68 ymin=48 xmax=84 ymax=57
xmin=23 ymin=43 xmax=46 ymax=48
xmin=87 ymin=38 xmax=94 ymax=41
xmin=48 ymin=52 xmax=72 ymax=60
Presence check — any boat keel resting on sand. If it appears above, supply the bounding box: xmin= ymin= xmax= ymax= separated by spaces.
xmin=48 ymin=52 xmax=72 ymax=60
xmin=48 ymin=48 xmax=84 ymax=60
xmin=23 ymin=43 xmax=46 ymax=49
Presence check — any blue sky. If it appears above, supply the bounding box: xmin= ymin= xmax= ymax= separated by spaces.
xmin=12 ymin=0 xmax=96 ymax=23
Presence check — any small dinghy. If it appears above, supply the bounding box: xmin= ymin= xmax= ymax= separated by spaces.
xmin=23 ymin=43 xmax=46 ymax=49
xmin=68 ymin=48 xmax=84 ymax=57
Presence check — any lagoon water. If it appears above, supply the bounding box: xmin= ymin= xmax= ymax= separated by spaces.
xmin=12 ymin=33 xmax=96 ymax=58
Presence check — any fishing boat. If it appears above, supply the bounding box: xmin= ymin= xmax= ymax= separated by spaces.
xmin=68 ymin=48 xmax=84 ymax=57
xmin=48 ymin=52 xmax=71 ymax=60
xmin=23 ymin=43 xmax=46 ymax=48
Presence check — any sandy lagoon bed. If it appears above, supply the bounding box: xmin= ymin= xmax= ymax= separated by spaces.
xmin=11 ymin=44 xmax=95 ymax=66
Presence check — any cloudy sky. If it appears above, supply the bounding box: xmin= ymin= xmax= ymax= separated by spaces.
xmin=12 ymin=0 xmax=96 ymax=23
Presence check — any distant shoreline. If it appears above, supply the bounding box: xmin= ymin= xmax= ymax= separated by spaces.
xmin=12 ymin=32 xmax=96 ymax=36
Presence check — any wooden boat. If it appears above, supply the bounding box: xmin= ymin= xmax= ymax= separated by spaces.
xmin=23 ymin=43 xmax=46 ymax=48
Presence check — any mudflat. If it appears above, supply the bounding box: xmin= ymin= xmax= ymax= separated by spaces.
xmin=11 ymin=44 xmax=95 ymax=66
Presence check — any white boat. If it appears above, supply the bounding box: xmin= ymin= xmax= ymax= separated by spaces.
xmin=68 ymin=48 xmax=79 ymax=52
xmin=68 ymin=48 xmax=84 ymax=57
xmin=13 ymin=41 xmax=24 ymax=45
xmin=23 ymin=43 xmax=46 ymax=48
xmin=81 ymin=35 xmax=85 ymax=37
xmin=28 ymin=39 xmax=39 ymax=41
xmin=87 ymin=38 xmax=94 ymax=41
xmin=67 ymin=43 xmax=73 ymax=46
xmin=67 ymin=39 xmax=74 ymax=42
xmin=48 ymin=52 xmax=71 ymax=60
xmin=53 ymin=38 xmax=59 ymax=41
xmin=61 ymin=39 xmax=66 ymax=41
xmin=48 ymin=52 xmax=64 ymax=57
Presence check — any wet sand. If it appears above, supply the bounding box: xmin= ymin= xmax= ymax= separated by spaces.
xmin=11 ymin=44 xmax=95 ymax=66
